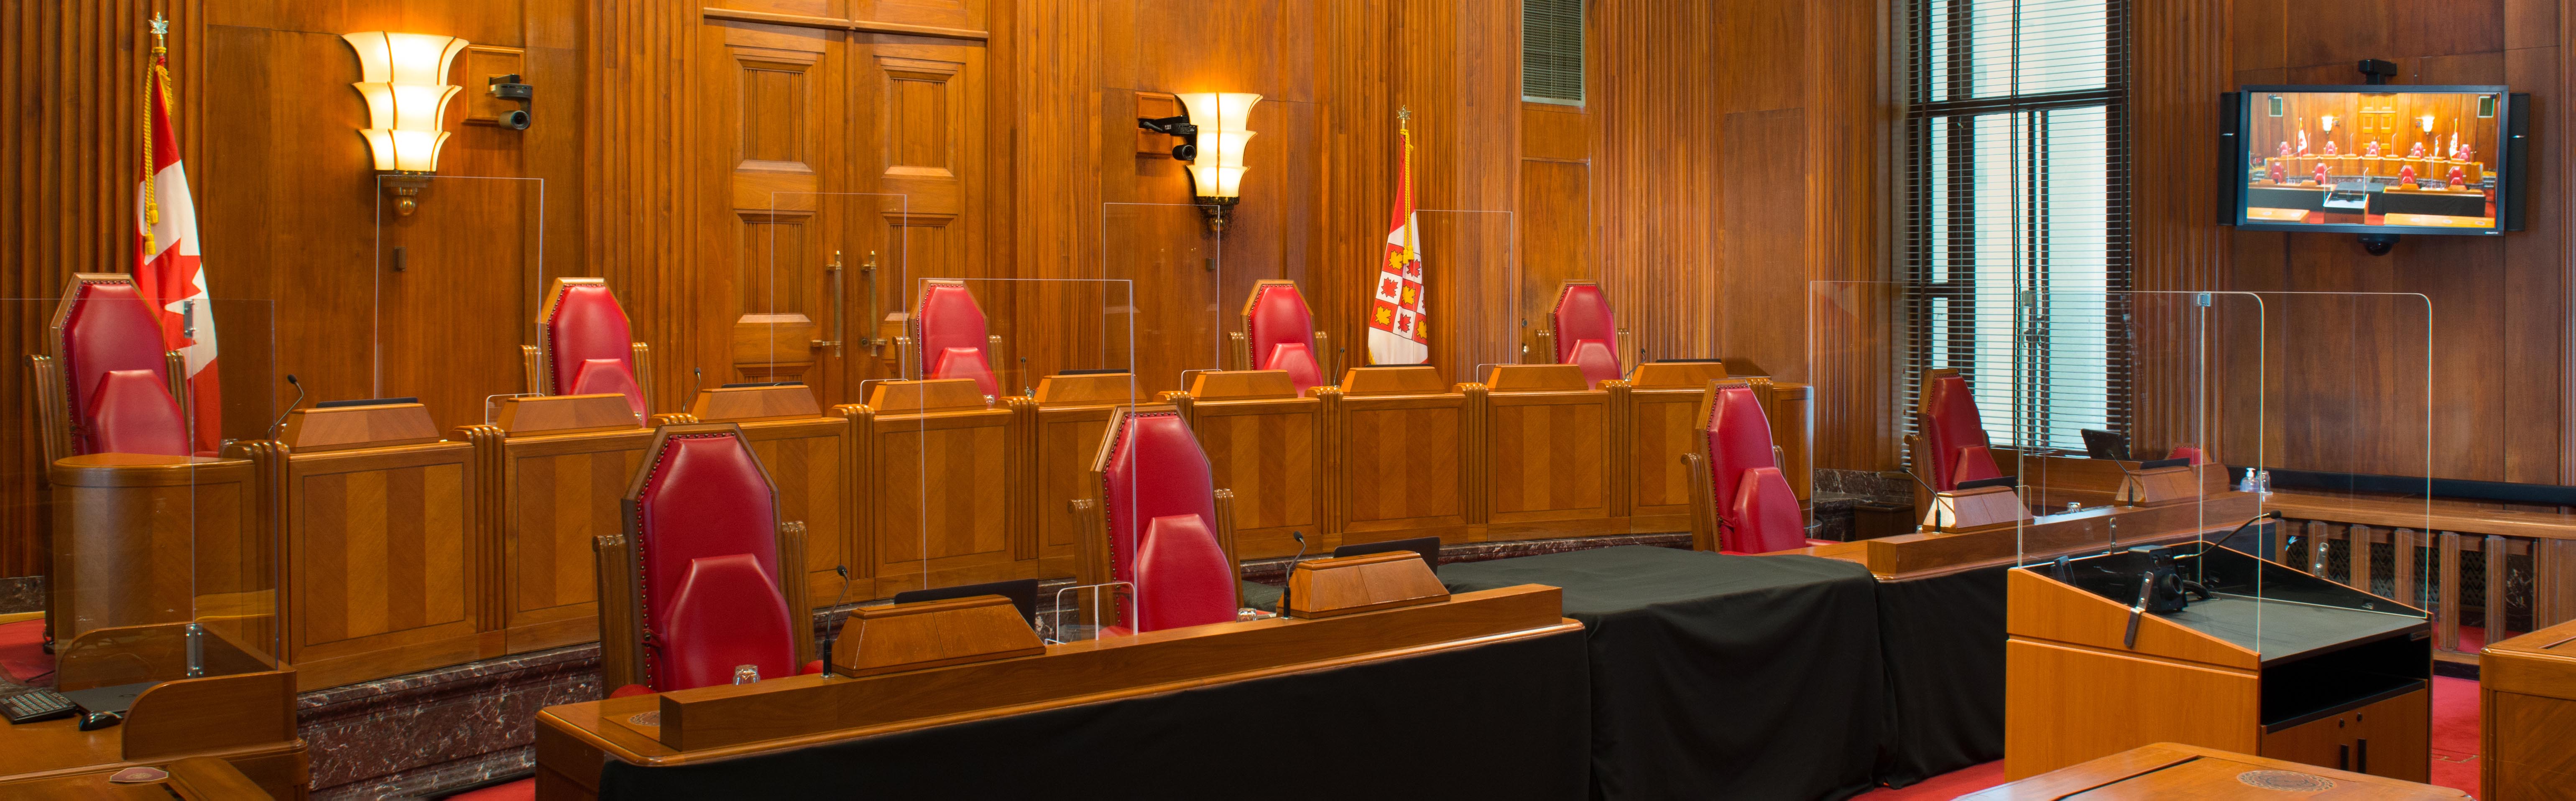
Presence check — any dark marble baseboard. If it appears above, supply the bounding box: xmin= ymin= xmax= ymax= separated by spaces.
xmin=0 ymin=575 xmax=44 ymax=614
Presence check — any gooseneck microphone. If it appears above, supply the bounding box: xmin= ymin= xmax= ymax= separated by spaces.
xmin=1276 ymin=531 xmax=1307 ymax=614
xmin=2203 ymin=510 xmax=2285 ymax=555
xmin=691 ymin=367 xmax=703 ymax=401
xmin=267 ymin=374 xmax=304 ymax=439
xmin=821 ymin=565 xmax=853 ymax=678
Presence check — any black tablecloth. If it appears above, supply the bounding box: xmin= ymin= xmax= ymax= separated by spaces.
xmin=1872 ymin=564 xmax=2008 ymax=787
xmin=597 ymin=627 xmax=1590 ymax=800
xmin=1443 ymin=546 xmax=1886 ymax=801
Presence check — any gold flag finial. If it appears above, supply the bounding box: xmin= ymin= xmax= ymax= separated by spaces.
xmin=149 ymin=12 xmax=168 ymax=55
xmin=1397 ymin=106 xmax=1411 ymax=130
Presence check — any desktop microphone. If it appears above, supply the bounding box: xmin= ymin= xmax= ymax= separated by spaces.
xmin=267 ymin=375 xmax=304 ymax=439
xmin=691 ymin=367 xmax=703 ymax=400
xmin=1276 ymin=531 xmax=1307 ymax=614
xmin=821 ymin=565 xmax=853 ymax=678
xmin=1889 ymin=469 xmax=1946 ymax=529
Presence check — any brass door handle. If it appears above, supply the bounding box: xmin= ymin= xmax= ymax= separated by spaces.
xmin=814 ymin=250 xmax=845 ymax=356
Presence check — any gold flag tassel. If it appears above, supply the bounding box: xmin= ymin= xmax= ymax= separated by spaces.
xmin=139 ymin=13 xmax=171 ymax=256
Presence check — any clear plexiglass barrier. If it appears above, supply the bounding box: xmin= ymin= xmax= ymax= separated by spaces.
xmin=4 ymin=295 xmax=282 ymax=692
xmin=1807 ymin=281 xmax=2431 ymax=662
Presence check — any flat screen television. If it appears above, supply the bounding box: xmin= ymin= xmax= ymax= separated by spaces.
xmin=2223 ymin=85 xmax=2526 ymax=236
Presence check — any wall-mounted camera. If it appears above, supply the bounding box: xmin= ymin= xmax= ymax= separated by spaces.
xmin=489 ymin=74 xmax=534 ymax=131
xmin=1137 ymin=115 xmax=1197 ymax=161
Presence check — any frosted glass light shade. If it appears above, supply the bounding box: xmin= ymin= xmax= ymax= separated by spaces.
xmin=1175 ymin=93 xmax=1261 ymax=199
xmin=343 ymin=32 xmax=468 ymax=173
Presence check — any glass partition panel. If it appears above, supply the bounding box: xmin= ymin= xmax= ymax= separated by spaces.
xmin=1411 ymin=209 xmax=1513 ymax=384
xmin=10 ymin=295 xmax=283 ymax=691
xmin=375 ymin=175 xmax=547 ymax=413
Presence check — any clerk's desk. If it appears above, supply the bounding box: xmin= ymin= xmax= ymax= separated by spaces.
xmin=0 ymin=663 xmax=304 ymax=799
xmin=1803 ymin=489 xmax=2262 ymax=580
xmin=535 ymin=584 xmax=1576 ymax=799
xmin=0 ymin=757 xmax=274 ymax=800
xmin=2482 ymin=617 xmax=2576 ymax=798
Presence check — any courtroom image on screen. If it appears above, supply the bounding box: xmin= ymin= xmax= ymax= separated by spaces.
xmin=2240 ymin=89 xmax=2503 ymax=231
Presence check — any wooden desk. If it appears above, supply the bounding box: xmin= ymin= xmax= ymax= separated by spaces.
xmin=46 ymin=455 xmax=255 ymax=647
xmin=1479 ymin=365 xmax=1621 ymax=539
xmin=0 ymin=757 xmax=276 ymax=800
xmin=1802 ymin=491 xmax=2262 ymax=580
xmin=857 ymin=380 xmax=1024 ymax=595
xmin=1024 ymin=372 xmax=1145 ymax=574
xmin=1162 ymin=371 xmax=1330 ymax=560
xmin=0 ymin=670 xmax=307 ymax=800
xmin=1330 ymin=367 xmax=1482 ymax=543
xmin=2004 ymin=548 xmax=2431 ymax=781
xmin=659 ymin=387 xmax=864 ymax=612
xmin=1964 ymin=742 xmax=2465 ymax=800
xmin=2482 ymin=617 xmax=2576 ymax=798
xmin=536 ymin=585 xmax=1575 ymax=797
xmin=1621 ymin=362 xmax=1811 ymax=526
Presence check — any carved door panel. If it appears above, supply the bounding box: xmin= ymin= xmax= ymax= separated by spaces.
xmin=704 ymin=15 xmax=849 ymax=404
xmin=847 ymin=35 xmax=991 ymax=393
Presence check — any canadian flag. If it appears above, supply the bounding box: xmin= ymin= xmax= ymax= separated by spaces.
xmin=135 ymin=42 xmax=221 ymax=453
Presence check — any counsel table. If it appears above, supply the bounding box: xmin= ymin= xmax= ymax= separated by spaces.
xmin=1440 ymin=546 xmax=1884 ymax=800
xmin=538 ymin=586 xmax=1589 ymax=799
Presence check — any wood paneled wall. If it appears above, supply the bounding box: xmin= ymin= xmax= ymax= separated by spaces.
xmin=1 ymin=0 xmax=1900 ymax=578
xmin=1593 ymin=0 xmax=1891 ymax=469
xmin=2201 ymin=0 xmax=2574 ymax=484
xmin=1 ymin=0 xmax=207 ymax=577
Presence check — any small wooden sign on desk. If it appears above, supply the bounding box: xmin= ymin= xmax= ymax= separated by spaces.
xmin=1286 ymin=551 xmax=1449 ymax=618
xmin=687 ymin=384 xmax=820 ymax=423
xmin=278 ymin=402 xmax=440 ymax=452
xmin=2116 ymin=464 xmax=2202 ymax=505
xmin=827 ymin=594 xmax=1042 ymax=678
xmin=1922 ymin=485 xmax=2031 ymax=532
xmin=495 ymin=393 xmax=641 ymax=435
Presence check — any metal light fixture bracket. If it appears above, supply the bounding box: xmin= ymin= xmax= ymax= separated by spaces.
xmin=382 ymin=172 xmax=432 ymax=216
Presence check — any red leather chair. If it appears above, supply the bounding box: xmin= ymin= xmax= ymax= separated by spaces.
xmin=1539 ymin=280 xmax=1629 ymax=389
xmin=593 ymin=423 xmax=817 ymax=696
xmin=1231 ymin=279 xmax=1331 ymax=396
xmin=526 ymin=277 xmax=653 ymax=422
xmin=1913 ymin=369 xmax=2004 ymax=492
xmin=1685 ymin=378 xmax=1825 ymax=554
xmin=29 ymin=273 xmax=192 ymax=461
xmin=904 ymin=279 xmax=1005 ymax=398
xmin=1073 ymin=406 xmax=1245 ymax=635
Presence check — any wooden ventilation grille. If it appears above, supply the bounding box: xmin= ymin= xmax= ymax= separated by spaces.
xmin=1522 ymin=0 xmax=1583 ymax=106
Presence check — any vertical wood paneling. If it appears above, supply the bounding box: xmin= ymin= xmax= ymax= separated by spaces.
xmin=2210 ymin=0 xmax=2568 ymax=483
xmin=2 ymin=2 xmax=205 ymax=576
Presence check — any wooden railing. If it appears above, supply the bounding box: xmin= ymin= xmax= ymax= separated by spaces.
xmin=2271 ymin=491 xmax=2576 ymax=656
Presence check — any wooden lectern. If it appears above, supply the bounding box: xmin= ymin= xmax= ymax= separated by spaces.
xmin=2005 ymin=546 xmax=2431 ymax=782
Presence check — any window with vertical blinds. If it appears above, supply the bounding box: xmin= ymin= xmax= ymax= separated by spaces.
xmin=1522 ymin=0 xmax=1584 ymax=106
xmin=1901 ymin=0 xmax=2131 ymax=454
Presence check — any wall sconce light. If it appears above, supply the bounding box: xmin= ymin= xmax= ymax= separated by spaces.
xmin=2418 ymin=114 xmax=2437 ymax=133
xmin=2318 ymin=114 xmax=2337 ymax=132
xmin=1137 ymin=93 xmax=1261 ymax=233
xmin=343 ymin=31 xmax=469 ymax=216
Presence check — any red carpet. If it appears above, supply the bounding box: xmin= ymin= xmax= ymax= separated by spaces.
xmin=446 ymin=778 xmax=534 ymax=801
xmin=1853 ymin=676 xmax=2483 ymax=798
xmin=0 ymin=618 xmax=52 ymax=686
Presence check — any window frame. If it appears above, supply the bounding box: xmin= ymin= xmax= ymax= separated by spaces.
xmin=1899 ymin=0 xmax=2135 ymax=453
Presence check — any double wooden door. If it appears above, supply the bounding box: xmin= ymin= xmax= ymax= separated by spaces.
xmin=699 ymin=1 xmax=991 ymax=408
